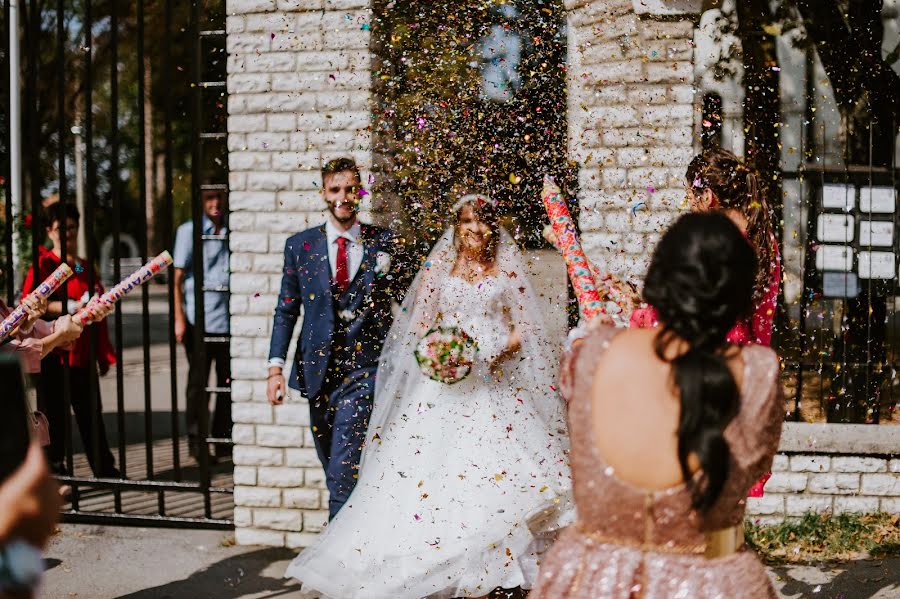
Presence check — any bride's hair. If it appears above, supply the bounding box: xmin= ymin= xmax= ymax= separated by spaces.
xmin=453 ymin=196 xmax=500 ymax=260
xmin=642 ymin=212 xmax=756 ymax=512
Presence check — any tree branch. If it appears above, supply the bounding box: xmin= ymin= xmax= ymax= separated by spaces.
xmin=794 ymin=0 xmax=900 ymax=124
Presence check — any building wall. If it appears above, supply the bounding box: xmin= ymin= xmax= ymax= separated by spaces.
xmin=226 ymin=0 xmax=375 ymax=547
xmin=564 ymin=0 xmax=698 ymax=283
xmin=226 ymin=0 xmax=703 ymax=548
xmin=226 ymin=0 xmax=900 ymax=549
xmin=748 ymin=424 xmax=900 ymax=523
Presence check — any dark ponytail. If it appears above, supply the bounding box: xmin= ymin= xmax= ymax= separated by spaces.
xmin=643 ymin=212 xmax=756 ymax=511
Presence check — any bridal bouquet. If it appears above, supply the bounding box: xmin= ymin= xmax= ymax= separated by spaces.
xmin=415 ymin=326 xmax=478 ymax=384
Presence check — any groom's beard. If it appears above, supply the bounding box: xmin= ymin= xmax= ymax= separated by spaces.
xmin=329 ymin=201 xmax=358 ymax=224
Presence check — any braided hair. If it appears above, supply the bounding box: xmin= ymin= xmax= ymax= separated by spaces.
xmin=686 ymin=148 xmax=774 ymax=303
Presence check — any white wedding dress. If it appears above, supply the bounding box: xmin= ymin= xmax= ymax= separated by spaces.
xmin=285 ymin=229 xmax=573 ymax=599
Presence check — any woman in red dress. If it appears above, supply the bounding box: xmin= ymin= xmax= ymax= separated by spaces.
xmin=22 ymin=203 xmax=119 ymax=478
xmin=631 ymin=148 xmax=780 ymax=348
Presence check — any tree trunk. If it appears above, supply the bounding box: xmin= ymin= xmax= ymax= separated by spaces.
xmin=144 ymin=54 xmax=155 ymax=254
xmin=795 ymin=0 xmax=898 ymax=165
xmin=736 ymin=0 xmax=783 ymax=223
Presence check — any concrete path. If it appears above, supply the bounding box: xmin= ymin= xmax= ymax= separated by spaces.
xmin=41 ymin=524 xmax=899 ymax=599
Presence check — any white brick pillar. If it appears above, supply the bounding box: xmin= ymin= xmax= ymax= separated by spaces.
xmin=565 ymin=0 xmax=702 ymax=282
xmin=226 ymin=0 xmax=374 ymax=547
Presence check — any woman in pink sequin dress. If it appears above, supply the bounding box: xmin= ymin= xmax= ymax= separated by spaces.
xmin=531 ymin=213 xmax=783 ymax=599
xmin=630 ymin=148 xmax=781 ymax=496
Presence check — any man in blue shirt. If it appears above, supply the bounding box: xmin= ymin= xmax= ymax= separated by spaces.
xmin=173 ymin=189 xmax=231 ymax=461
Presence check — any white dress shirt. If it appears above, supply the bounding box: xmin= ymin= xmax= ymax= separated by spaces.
xmin=325 ymin=219 xmax=364 ymax=282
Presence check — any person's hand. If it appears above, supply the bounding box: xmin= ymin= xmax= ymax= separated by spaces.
xmin=0 ymin=443 xmax=62 ymax=549
xmin=20 ymin=295 xmax=48 ymax=331
xmin=54 ymin=315 xmax=84 ymax=343
xmin=174 ymin=314 xmax=187 ymax=343
xmin=82 ymin=295 xmax=114 ymax=324
xmin=267 ymin=368 xmax=286 ymax=405
xmin=506 ymin=328 xmax=522 ymax=355
xmin=542 ymin=224 xmax=560 ymax=250
xmin=490 ymin=329 xmax=522 ymax=373
xmin=587 ymin=312 xmax=616 ymax=330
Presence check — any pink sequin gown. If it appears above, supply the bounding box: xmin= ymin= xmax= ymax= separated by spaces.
xmin=530 ymin=326 xmax=783 ymax=599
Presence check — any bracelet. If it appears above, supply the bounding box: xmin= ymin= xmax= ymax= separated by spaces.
xmin=267 ymin=373 xmax=284 ymax=380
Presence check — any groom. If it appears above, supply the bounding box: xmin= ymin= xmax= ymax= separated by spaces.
xmin=266 ymin=158 xmax=408 ymax=518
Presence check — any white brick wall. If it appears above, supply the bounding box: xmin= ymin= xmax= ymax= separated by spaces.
xmin=228 ymin=0 xmax=375 ymax=547
xmin=565 ymin=0 xmax=696 ymax=282
xmin=746 ymin=452 xmax=900 ymax=522
xmin=227 ymin=0 xmax=900 ymax=548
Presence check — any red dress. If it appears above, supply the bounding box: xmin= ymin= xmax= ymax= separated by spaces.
xmin=629 ymin=238 xmax=781 ymax=496
xmin=22 ymin=246 xmax=117 ymax=369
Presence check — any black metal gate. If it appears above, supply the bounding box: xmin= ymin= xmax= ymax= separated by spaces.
xmin=1 ymin=0 xmax=232 ymax=528
xmin=778 ymin=131 xmax=899 ymax=425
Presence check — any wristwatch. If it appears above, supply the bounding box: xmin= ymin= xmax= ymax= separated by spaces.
xmin=0 ymin=540 xmax=44 ymax=592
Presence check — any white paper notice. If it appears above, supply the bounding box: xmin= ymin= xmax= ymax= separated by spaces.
xmin=859 ymin=186 xmax=895 ymax=214
xmin=822 ymin=272 xmax=859 ymax=298
xmin=859 ymin=220 xmax=893 ymax=247
xmin=815 ymin=245 xmax=853 ymax=272
xmin=816 ymin=214 xmax=854 ymax=243
xmin=821 ymin=184 xmax=854 ymax=210
xmin=858 ymin=251 xmax=895 ymax=279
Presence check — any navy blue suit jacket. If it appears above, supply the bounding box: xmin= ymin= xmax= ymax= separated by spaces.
xmin=268 ymin=223 xmax=406 ymax=401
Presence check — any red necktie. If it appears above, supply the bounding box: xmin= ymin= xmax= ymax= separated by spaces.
xmin=335 ymin=236 xmax=350 ymax=292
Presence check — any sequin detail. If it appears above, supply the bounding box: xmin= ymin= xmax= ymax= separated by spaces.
xmin=530 ymin=326 xmax=783 ymax=599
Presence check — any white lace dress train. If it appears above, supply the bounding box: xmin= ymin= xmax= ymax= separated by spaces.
xmin=285 ymin=275 xmax=572 ymax=598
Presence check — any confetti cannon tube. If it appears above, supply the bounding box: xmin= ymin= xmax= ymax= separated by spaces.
xmin=541 ymin=177 xmax=606 ymax=321
xmin=0 ymin=263 xmax=74 ymax=342
xmin=77 ymin=251 xmax=174 ymax=325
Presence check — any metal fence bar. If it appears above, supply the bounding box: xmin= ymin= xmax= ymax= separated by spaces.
xmin=63 ymin=511 xmax=232 ymax=530
xmin=864 ymin=124 xmax=874 ymax=422
xmin=891 ymin=115 xmax=898 ymax=421
xmin=55 ymin=0 xmax=74 ymax=509
xmin=163 ymin=0 xmax=182 ymax=485
xmin=135 ymin=0 xmax=162 ymax=514
xmin=57 ymin=476 xmax=232 ymax=493
xmin=190 ymin=0 xmax=213 ymax=520
xmin=2 ymin=0 xmax=11 ymax=305
xmin=108 ymin=0 xmax=124 ymax=513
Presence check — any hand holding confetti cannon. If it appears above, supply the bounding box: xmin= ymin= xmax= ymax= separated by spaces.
xmin=0 ymin=264 xmax=73 ymax=342
xmin=76 ymin=252 xmax=174 ymax=325
xmin=541 ymin=176 xmax=609 ymax=322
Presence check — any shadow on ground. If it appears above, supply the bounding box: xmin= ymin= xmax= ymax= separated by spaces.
xmin=770 ymin=557 xmax=900 ymax=598
xmin=114 ymin=548 xmax=298 ymax=599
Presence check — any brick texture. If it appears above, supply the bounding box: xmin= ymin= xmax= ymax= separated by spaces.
xmin=228 ymin=0 xmax=375 ymax=545
xmin=228 ymin=0 xmax=900 ymax=547
xmin=565 ymin=0 xmax=697 ymax=282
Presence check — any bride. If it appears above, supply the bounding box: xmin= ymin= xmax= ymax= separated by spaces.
xmin=285 ymin=194 xmax=573 ymax=598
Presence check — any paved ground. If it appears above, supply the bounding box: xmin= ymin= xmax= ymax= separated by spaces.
xmin=40 ymin=524 xmax=899 ymax=599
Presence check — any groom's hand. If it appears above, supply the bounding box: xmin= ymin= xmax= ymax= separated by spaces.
xmin=267 ymin=367 xmax=286 ymax=405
